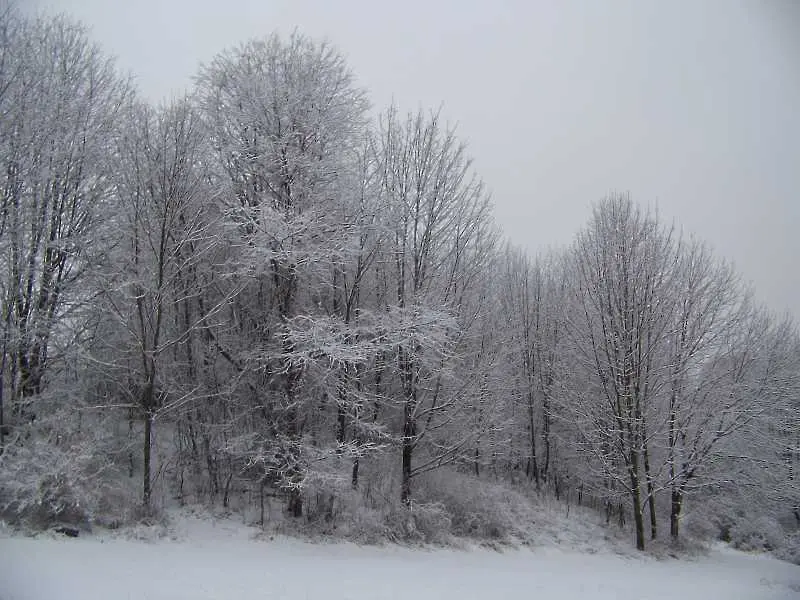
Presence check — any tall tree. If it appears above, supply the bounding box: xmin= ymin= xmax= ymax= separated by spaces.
xmin=374 ymin=107 xmax=497 ymax=503
xmin=196 ymin=32 xmax=369 ymax=516
xmin=662 ymin=238 xmax=744 ymax=539
xmin=0 ymin=10 xmax=128 ymax=439
xmin=106 ymin=99 xmax=220 ymax=510
xmin=566 ymin=194 xmax=677 ymax=550
xmin=499 ymin=246 xmax=567 ymax=488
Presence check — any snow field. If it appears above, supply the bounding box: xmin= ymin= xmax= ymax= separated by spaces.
xmin=1 ymin=513 xmax=798 ymax=600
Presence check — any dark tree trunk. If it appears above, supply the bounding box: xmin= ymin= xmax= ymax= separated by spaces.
xmin=670 ymin=488 xmax=683 ymax=539
xmin=642 ymin=439 xmax=657 ymax=540
xmin=287 ymin=488 xmax=303 ymax=518
xmin=0 ymin=368 xmax=5 ymax=456
xmin=336 ymin=386 xmax=347 ymax=446
xmin=19 ymin=352 xmax=42 ymax=398
xmin=0 ymin=324 xmax=8 ymax=456
xmin=143 ymin=410 xmax=153 ymax=512
xmin=629 ymin=454 xmax=645 ymax=551
xmin=202 ymin=430 xmax=219 ymax=497
xmin=128 ymin=406 xmax=135 ymax=478
xmin=647 ymin=484 xmax=657 ymax=540
xmin=259 ymin=479 xmax=266 ymax=528
xmin=400 ymin=347 xmax=416 ymax=505
xmin=527 ymin=391 xmax=540 ymax=488
xmin=542 ymin=395 xmax=551 ymax=481
xmin=223 ymin=472 xmax=233 ymax=509
xmin=401 ymin=418 xmax=415 ymax=504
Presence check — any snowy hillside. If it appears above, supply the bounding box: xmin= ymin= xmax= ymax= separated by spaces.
xmin=1 ymin=511 xmax=798 ymax=600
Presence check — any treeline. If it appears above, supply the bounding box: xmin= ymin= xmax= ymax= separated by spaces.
xmin=1 ymin=8 xmax=798 ymax=551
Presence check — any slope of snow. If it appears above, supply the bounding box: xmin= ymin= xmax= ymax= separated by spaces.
xmin=1 ymin=512 xmax=798 ymax=600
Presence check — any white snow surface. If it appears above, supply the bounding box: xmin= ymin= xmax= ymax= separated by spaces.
xmin=1 ymin=511 xmax=799 ymax=600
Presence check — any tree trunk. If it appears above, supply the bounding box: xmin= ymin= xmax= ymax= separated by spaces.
xmin=259 ymin=479 xmax=266 ymax=528
xmin=527 ymin=390 xmax=540 ymax=488
xmin=128 ymin=407 xmax=135 ymax=478
xmin=401 ymin=418 xmax=415 ymax=504
xmin=400 ymin=346 xmax=416 ymax=505
xmin=19 ymin=351 xmax=42 ymax=399
xmin=642 ymin=437 xmax=657 ymax=540
xmin=0 ymin=319 xmax=9 ymax=456
xmin=336 ymin=383 xmax=347 ymax=447
xmin=670 ymin=488 xmax=683 ymax=539
xmin=143 ymin=410 xmax=153 ymax=512
xmin=0 ymin=395 xmax=4 ymax=456
xmin=0 ymin=363 xmax=5 ymax=456
xmin=223 ymin=472 xmax=233 ymax=509
xmin=629 ymin=454 xmax=645 ymax=551
xmin=287 ymin=488 xmax=303 ymax=518
xmin=647 ymin=487 xmax=657 ymax=541
xmin=542 ymin=393 xmax=551 ymax=481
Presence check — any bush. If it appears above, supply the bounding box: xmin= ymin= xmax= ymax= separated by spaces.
xmin=264 ymin=453 xmax=399 ymax=544
xmin=0 ymin=421 xmax=139 ymax=531
xmin=730 ymin=516 xmax=785 ymax=552
xmin=302 ymin=467 xmax=352 ymax=527
xmin=255 ymin=458 xmax=541 ymax=546
xmin=391 ymin=501 xmax=452 ymax=544
xmin=413 ymin=468 xmax=538 ymax=542
xmin=775 ymin=532 xmax=800 ymax=565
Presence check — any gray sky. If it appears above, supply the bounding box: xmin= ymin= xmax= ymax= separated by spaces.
xmin=27 ymin=0 xmax=800 ymax=318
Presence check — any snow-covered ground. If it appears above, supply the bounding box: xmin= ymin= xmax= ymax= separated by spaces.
xmin=1 ymin=512 xmax=798 ymax=600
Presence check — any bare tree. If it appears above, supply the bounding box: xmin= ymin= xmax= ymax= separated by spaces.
xmin=196 ymin=32 xmax=369 ymax=516
xmin=106 ymin=99 xmax=221 ymax=511
xmin=565 ymin=194 xmax=678 ymax=550
xmin=661 ymin=238 xmax=744 ymax=539
xmin=0 ymin=10 xmax=129 ymax=443
xmin=674 ymin=307 xmax=800 ymax=536
xmin=498 ymin=246 xmax=568 ymax=488
xmin=374 ymin=107 xmax=498 ymax=503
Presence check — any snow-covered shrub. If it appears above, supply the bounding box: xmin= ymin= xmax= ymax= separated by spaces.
xmin=0 ymin=436 xmax=90 ymax=528
xmin=261 ymin=452 xmax=398 ymax=543
xmin=681 ymin=485 xmax=743 ymax=543
xmin=358 ymin=453 xmax=398 ymax=510
xmin=302 ymin=462 xmax=353 ymax=527
xmin=775 ymin=532 xmax=800 ymax=565
xmin=0 ymin=409 xmax=140 ymax=530
xmin=730 ymin=516 xmax=785 ymax=552
xmin=414 ymin=468 xmax=538 ymax=542
xmin=324 ymin=453 xmax=400 ymax=541
xmin=402 ymin=501 xmax=452 ymax=543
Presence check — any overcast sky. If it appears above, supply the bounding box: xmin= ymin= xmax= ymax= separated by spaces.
xmin=26 ymin=0 xmax=800 ymax=318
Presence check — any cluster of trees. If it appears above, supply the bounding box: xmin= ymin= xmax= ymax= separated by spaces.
xmin=1 ymin=8 xmax=797 ymax=550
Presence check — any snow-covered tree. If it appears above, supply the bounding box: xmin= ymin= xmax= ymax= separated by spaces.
xmin=195 ymin=32 xmax=370 ymax=516
xmin=564 ymin=194 xmax=678 ymax=550
xmin=498 ymin=246 xmax=568 ymax=488
xmin=0 ymin=9 xmax=129 ymax=445
xmin=373 ymin=107 xmax=498 ymax=503
xmin=661 ymin=239 xmax=745 ymax=539
xmin=103 ymin=99 xmax=221 ymax=510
